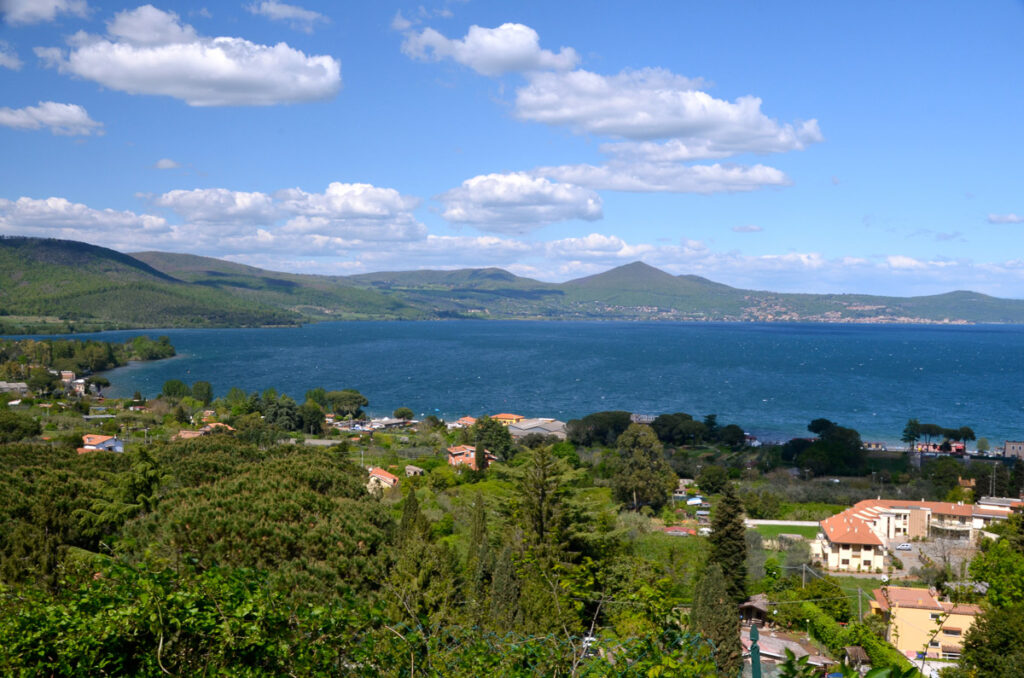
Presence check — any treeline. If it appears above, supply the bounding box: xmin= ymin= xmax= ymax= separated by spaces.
xmin=0 ymin=434 xmax=728 ymax=675
xmin=0 ymin=335 xmax=175 ymax=384
xmin=567 ymin=410 xmax=746 ymax=449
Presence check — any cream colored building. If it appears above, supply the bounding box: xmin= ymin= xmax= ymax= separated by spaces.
xmin=812 ymin=498 xmax=1021 ymax=572
xmin=870 ymin=587 xmax=980 ymax=660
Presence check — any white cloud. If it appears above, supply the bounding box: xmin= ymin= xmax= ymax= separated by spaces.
xmin=276 ymin=181 xmax=420 ymax=218
xmin=535 ymin=161 xmax=790 ymax=194
xmin=0 ymin=196 xmax=169 ymax=252
xmin=391 ymin=10 xmax=412 ymax=31
xmin=402 ymin=23 xmax=578 ymax=76
xmin=988 ymin=213 xmax=1023 ymax=224
xmin=885 ymin=255 xmax=926 ymax=270
xmin=152 ymin=188 xmax=278 ymax=226
xmin=154 ymin=158 xmax=180 ymax=169
xmin=516 ymin=67 xmax=822 ymax=150
xmin=732 ymin=225 xmax=763 ymax=233
xmin=38 ymin=5 xmax=341 ymax=106
xmin=1 ymin=0 xmax=87 ymax=25
xmin=545 ymin=232 xmax=652 ymax=259
xmin=0 ymin=101 xmax=102 ymax=135
xmin=439 ymin=172 xmax=601 ymax=232
xmin=0 ymin=41 xmax=22 ymax=69
xmin=247 ymin=1 xmax=327 ymax=33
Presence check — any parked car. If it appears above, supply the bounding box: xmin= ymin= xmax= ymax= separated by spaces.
xmin=896 ymin=543 xmax=912 ymax=551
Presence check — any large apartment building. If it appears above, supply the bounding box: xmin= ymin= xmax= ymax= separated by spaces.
xmin=812 ymin=497 xmax=1020 ymax=572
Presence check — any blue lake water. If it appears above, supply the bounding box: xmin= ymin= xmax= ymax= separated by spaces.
xmin=54 ymin=321 xmax=1024 ymax=444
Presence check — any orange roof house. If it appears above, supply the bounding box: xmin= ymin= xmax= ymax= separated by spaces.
xmin=491 ymin=413 xmax=524 ymax=426
xmin=447 ymin=444 xmax=497 ymax=471
xmin=367 ymin=467 xmax=400 ymax=491
xmin=871 ymin=587 xmax=980 ymax=660
xmin=77 ymin=434 xmax=124 ymax=454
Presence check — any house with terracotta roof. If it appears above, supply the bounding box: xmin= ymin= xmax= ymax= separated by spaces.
xmin=448 ymin=416 xmax=477 ymax=429
xmin=814 ymin=511 xmax=886 ymax=572
xmin=77 ymin=434 xmax=124 ymax=454
xmin=367 ymin=467 xmax=400 ymax=491
xmin=812 ymin=497 xmax=1018 ymax=572
xmin=491 ymin=413 xmax=524 ymax=426
xmin=447 ymin=444 xmax=497 ymax=471
xmin=870 ymin=586 xmax=980 ymax=660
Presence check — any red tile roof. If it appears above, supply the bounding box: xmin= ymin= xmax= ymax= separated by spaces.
xmin=820 ymin=513 xmax=883 ymax=546
xmin=82 ymin=434 xmax=114 ymax=446
xmin=369 ymin=467 xmax=399 ymax=484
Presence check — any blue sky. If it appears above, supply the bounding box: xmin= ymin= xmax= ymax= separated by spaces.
xmin=1 ymin=1 xmax=1023 ymax=297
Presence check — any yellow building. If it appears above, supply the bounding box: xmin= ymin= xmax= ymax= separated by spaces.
xmin=870 ymin=587 xmax=980 ymax=660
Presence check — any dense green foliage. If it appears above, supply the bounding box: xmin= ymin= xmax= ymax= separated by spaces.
xmin=691 ymin=563 xmax=741 ymax=677
xmin=0 ymin=335 xmax=174 ymax=381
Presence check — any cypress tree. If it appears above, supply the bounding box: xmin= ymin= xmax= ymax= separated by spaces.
xmin=692 ymin=563 xmax=742 ymax=677
xmin=466 ymin=493 xmax=491 ymax=625
xmin=710 ymin=482 xmax=747 ymax=603
xmin=489 ymin=544 xmax=521 ymax=632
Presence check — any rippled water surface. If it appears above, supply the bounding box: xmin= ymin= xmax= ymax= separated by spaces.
xmin=76 ymin=321 xmax=1024 ymax=443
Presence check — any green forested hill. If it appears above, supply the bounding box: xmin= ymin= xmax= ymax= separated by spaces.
xmin=5 ymin=236 xmax=1024 ymax=330
xmin=0 ymin=238 xmax=301 ymax=332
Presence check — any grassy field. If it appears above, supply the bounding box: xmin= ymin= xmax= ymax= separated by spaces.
xmin=753 ymin=524 xmax=821 ymax=539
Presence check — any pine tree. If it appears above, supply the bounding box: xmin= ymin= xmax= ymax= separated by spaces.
xmin=692 ymin=563 xmax=742 ymax=677
xmin=710 ymin=482 xmax=747 ymax=603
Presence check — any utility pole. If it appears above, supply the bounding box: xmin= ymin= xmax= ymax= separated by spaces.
xmin=802 ymin=563 xmax=806 ymax=588
xmin=858 ymin=587 xmax=862 ymax=621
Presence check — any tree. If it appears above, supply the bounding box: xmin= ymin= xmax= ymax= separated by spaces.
xmin=958 ymin=426 xmax=976 ymax=451
xmin=954 ymin=603 xmax=1024 ymax=677
xmin=27 ymin=369 xmax=59 ymax=395
xmin=709 ymin=482 xmax=747 ymax=603
xmin=901 ymin=418 xmax=921 ymax=449
xmin=610 ymin=423 xmax=676 ymax=511
xmin=718 ymin=424 xmax=746 ymax=449
xmin=191 ymin=381 xmax=213 ymax=406
xmin=919 ymin=423 xmax=943 ymax=447
xmin=297 ymin=400 xmax=324 ymax=435
xmin=393 ymin=406 xmax=414 ymax=420
xmin=691 ymin=563 xmax=742 ymax=677
xmin=305 ymin=387 xmax=327 ymax=408
xmin=804 ymin=576 xmax=851 ymax=622
xmin=0 ymin=409 xmax=41 ymax=443
xmin=473 ymin=416 xmax=513 ymax=462
xmin=161 ymin=379 xmax=189 ymax=399
xmin=565 ymin=410 xmax=632 ymax=447
xmin=697 ymin=465 xmax=729 ymax=495
xmin=326 ymin=389 xmax=368 ymax=418
xmin=977 ymin=437 xmax=990 ymax=453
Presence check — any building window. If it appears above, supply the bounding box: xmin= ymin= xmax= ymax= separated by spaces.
xmin=930 ymin=613 xmax=941 ymax=620
xmin=929 ymin=641 xmax=940 ymax=648
xmin=943 ymin=629 xmax=961 ymax=636
xmin=841 ymin=559 xmax=849 ymax=565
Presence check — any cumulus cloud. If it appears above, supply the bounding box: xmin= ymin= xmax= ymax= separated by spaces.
xmin=0 ymin=101 xmax=102 ymax=135
xmin=988 ymin=213 xmax=1023 ymax=224
xmin=153 ymin=158 xmax=180 ymax=169
xmin=0 ymin=41 xmax=21 ymax=69
xmin=732 ymin=225 xmax=763 ymax=233
xmin=1 ymin=0 xmax=87 ymax=25
xmin=535 ymin=161 xmax=789 ymax=194
xmin=247 ymin=1 xmax=327 ymax=33
xmin=438 ymin=172 xmax=601 ymax=232
xmin=516 ymin=68 xmax=822 ymax=150
xmin=0 ymin=196 xmax=170 ymax=252
xmin=402 ymin=23 xmax=578 ymax=76
xmin=37 ymin=4 xmax=341 ymax=106
xmin=152 ymin=188 xmax=278 ymax=226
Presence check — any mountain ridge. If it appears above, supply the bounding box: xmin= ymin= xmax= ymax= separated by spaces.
xmin=3 ymin=236 xmax=1024 ymax=332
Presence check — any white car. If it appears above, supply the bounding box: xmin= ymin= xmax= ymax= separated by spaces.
xmin=895 ymin=543 xmax=912 ymax=551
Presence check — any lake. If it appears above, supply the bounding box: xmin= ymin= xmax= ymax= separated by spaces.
xmin=67 ymin=320 xmax=1024 ymax=444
